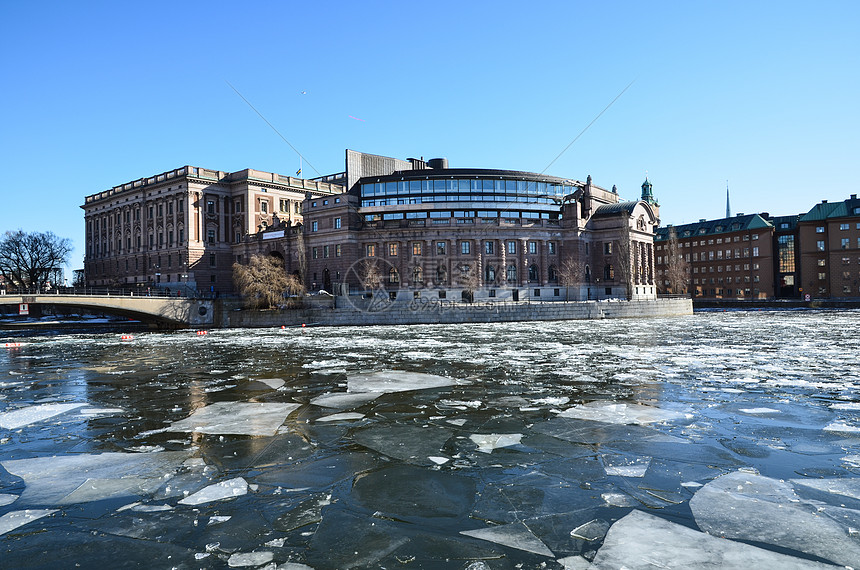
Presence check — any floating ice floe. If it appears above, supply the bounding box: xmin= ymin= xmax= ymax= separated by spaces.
xmin=738 ymin=407 xmax=780 ymax=414
xmin=601 ymin=492 xmax=636 ymax=507
xmin=347 ymin=370 xmax=461 ymax=394
xmin=252 ymin=378 xmax=285 ymax=390
xmin=831 ymin=402 xmax=860 ymax=410
xmin=178 ymin=477 xmax=248 ymax=505
xmin=556 ymin=401 xmax=689 ymax=425
xmin=310 ymin=391 xmax=382 ymax=409
xmin=428 ymin=456 xmax=450 ymax=465
xmin=168 ymin=402 xmax=300 ymax=436
xmin=316 ymin=412 xmax=364 ymax=423
xmin=689 ymin=470 xmax=860 ymax=567
xmin=78 ymin=407 xmax=124 ymax=416
xmin=0 ymin=403 xmax=86 ymax=429
xmin=1 ymin=451 xmax=193 ymax=505
xmin=570 ymin=519 xmax=610 ymax=541
xmin=601 ymin=454 xmax=652 ymax=477
xmin=824 ymin=421 xmax=860 ymax=434
xmin=470 ymin=433 xmax=523 ymax=454
xmin=0 ymin=494 xmax=18 ymax=507
xmin=589 ymin=509 xmax=835 ymax=569
xmin=461 ymin=521 xmax=554 ymax=557
xmin=227 ymin=551 xmax=273 ymax=567
xmin=208 ymin=515 xmax=231 ymax=525
xmin=0 ymin=509 xmax=57 ymax=537
xmin=791 ymin=477 xmax=860 ymax=501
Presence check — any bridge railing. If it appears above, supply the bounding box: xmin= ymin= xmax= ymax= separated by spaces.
xmin=0 ymin=287 xmax=212 ymax=299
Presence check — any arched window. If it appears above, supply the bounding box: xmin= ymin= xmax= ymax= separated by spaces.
xmin=585 ymin=265 xmax=591 ymax=283
xmin=412 ymin=266 xmax=423 ymax=284
xmin=604 ymin=264 xmax=614 ymax=280
xmin=548 ymin=265 xmax=557 ymax=282
xmin=528 ymin=264 xmax=539 ymax=282
xmin=507 ymin=264 xmax=517 ymax=283
xmin=485 ymin=264 xmax=495 ymax=283
xmin=389 ymin=267 xmax=399 ymax=283
xmin=436 ymin=265 xmax=447 ymax=284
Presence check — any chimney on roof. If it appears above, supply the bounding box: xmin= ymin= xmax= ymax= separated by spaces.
xmin=699 ymin=219 xmax=706 ymax=223
xmin=851 ymin=194 xmax=857 ymax=199
xmin=736 ymin=213 xmax=744 ymax=217
xmin=822 ymin=200 xmax=828 ymax=204
xmin=760 ymin=212 xmax=769 ymax=219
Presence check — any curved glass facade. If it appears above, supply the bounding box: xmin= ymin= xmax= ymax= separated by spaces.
xmin=359 ymin=178 xmax=575 ymax=208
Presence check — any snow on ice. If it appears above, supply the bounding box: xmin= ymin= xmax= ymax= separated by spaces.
xmin=168 ymin=402 xmax=300 ymax=436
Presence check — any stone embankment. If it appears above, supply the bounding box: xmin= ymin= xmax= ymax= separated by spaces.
xmin=221 ymin=297 xmax=693 ymax=328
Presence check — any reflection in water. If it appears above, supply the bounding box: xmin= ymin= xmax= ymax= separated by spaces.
xmin=1 ymin=311 xmax=860 ymax=567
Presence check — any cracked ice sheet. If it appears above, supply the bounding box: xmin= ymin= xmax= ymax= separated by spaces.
xmin=601 ymin=454 xmax=651 ymax=477
xmin=347 ymin=370 xmax=461 ymax=394
xmin=310 ymin=392 xmax=382 ymax=409
xmin=689 ymin=470 xmax=860 ymax=568
xmin=1 ymin=451 xmax=193 ymax=505
xmin=556 ymin=401 xmax=689 ymax=425
xmin=178 ymin=477 xmax=248 ymax=505
xmin=589 ymin=510 xmax=835 ymax=569
xmin=791 ymin=477 xmax=860 ymax=501
xmin=460 ymin=521 xmax=554 ymax=557
xmin=470 ymin=433 xmax=522 ymax=453
xmin=0 ymin=403 xmax=85 ymax=429
xmin=168 ymin=402 xmax=300 ymax=436
xmin=0 ymin=509 xmax=57 ymax=537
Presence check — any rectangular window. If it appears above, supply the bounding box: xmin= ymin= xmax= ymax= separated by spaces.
xmin=412 ymin=242 xmax=422 ymax=255
xmin=752 ymin=247 xmax=759 ymax=257
xmin=209 ymin=254 xmax=216 ymax=267
xmin=335 ymin=244 xmax=341 ymax=257
xmin=842 ymin=238 xmax=850 ymax=249
xmin=816 ymin=226 xmax=825 ymax=233
xmin=179 ymin=229 xmax=184 ymax=243
xmin=484 ymin=241 xmax=494 ymax=255
xmin=840 ymin=223 xmax=850 ymax=230
xmin=461 ymin=241 xmax=471 ymax=255
xmin=260 ymin=200 xmax=268 ymax=214
xmin=323 ymin=245 xmax=329 ymax=258
xmin=548 ymin=242 xmax=556 ymax=255
xmin=334 ymin=217 xmax=341 ymax=229
xmin=280 ymin=199 xmax=289 ymax=213
xmin=436 ymin=241 xmax=446 ymax=255
xmin=207 ymin=229 xmax=216 ymax=244
xmin=819 ymin=272 xmax=826 ymax=280
xmin=312 ymin=247 xmax=318 ymax=259
xmin=507 ymin=241 xmax=516 ymax=254
xmin=207 ymin=200 xmax=215 ymax=214
xmin=604 ymin=242 xmax=613 ymax=255
xmin=312 ymin=221 xmax=318 ymax=232
xmin=366 ymin=244 xmax=376 ymax=257
xmin=818 ymin=259 xmax=826 ymax=266
xmin=529 ymin=242 xmax=538 ymax=254
xmin=389 ymin=243 xmax=399 ymax=256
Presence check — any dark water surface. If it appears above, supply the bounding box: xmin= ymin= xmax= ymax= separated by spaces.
xmin=1 ymin=310 xmax=859 ymax=568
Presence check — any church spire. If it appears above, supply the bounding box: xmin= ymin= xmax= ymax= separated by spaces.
xmin=726 ymin=181 xmax=731 ymax=218
xmin=640 ymin=176 xmax=657 ymax=206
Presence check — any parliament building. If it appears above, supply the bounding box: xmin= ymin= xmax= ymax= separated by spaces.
xmin=82 ymin=150 xmax=661 ymax=302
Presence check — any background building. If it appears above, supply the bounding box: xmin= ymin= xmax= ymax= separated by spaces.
xmin=798 ymin=194 xmax=860 ymax=299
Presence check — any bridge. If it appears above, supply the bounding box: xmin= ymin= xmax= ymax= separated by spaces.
xmin=0 ymin=291 xmax=215 ymax=328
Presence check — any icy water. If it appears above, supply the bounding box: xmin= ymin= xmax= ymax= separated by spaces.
xmin=1 ymin=310 xmax=860 ymax=569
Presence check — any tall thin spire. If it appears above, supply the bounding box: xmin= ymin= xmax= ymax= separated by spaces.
xmin=726 ymin=181 xmax=731 ymax=218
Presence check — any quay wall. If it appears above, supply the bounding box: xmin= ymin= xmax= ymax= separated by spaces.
xmin=220 ymin=297 xmax=693 ymax=329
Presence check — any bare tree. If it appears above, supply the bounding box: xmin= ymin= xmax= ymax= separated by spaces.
xmin=233 ymin=254 xmax=290 ymax=309
xmin=0 ymin=230 xmax=72 ymax=290
xmin=357 ymin=258 xmax=382 ymax=292
xmin=665 ymin=227 xmax=690 ymax=295
xmin=557 ymin=255 xmax=584 ymax=302
xmin=614 ymin=218 xmax=633 ymax=300
xmin=458 ymin=262 xmax=480 ymax=303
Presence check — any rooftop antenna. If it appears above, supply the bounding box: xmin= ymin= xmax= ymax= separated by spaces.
xmin=225 ymin=80 xmax=320 ymax=177
xmin=726 ymin=180 xmax=731 ymax=218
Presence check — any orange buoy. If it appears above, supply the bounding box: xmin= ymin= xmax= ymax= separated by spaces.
xmin=120 ymin=335 xmax=134 ymax=341
xmin=4 ymin=342 xmax=23 ymax=348
xmin=196 ymin=330 xmax=208 ymax=336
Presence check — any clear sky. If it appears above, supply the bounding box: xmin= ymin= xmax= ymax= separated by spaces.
xmin=1 ymin=1 xmax=858 ymax=273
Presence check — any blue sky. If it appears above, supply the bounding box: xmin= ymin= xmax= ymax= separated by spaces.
xmin=1 ymin=1 xmax=857 ymax=272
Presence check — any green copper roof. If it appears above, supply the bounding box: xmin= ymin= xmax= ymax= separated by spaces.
xmin=655 ymin=213 xmax=772 ymax=241
xmin=800 ymin=196 xmax=860 ymax=222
